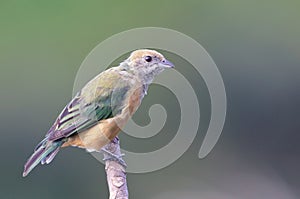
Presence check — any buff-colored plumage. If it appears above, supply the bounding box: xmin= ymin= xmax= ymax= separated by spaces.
xmin=23 ymin=49 xmax=174 ymax=177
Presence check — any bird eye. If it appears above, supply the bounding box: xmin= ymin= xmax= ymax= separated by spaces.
xmin=144 ymin=56 xmax=152 ymax=62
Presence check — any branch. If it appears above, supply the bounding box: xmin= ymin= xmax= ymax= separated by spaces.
xmin=102 ymin=137 xmax=129 ymax=199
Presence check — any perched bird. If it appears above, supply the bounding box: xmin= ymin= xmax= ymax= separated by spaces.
xmin=23 ymin=49 xmax=174 ymax=177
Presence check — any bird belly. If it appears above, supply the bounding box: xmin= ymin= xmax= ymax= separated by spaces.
xmin=62 ymin=118 xmax=122 ymax=151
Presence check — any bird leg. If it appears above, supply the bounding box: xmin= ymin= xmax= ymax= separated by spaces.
xmin=101 ymin=137 xmax=127 ymax=168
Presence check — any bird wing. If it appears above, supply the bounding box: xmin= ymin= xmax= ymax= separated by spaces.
xmin=44 ymin=68 xmax=132 ymax=143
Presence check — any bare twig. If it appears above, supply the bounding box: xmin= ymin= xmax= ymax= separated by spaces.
xmin=103 ymin=137 xmax=128 ymax=199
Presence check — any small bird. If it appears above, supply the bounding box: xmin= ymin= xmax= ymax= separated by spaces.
xmin=23 ymin=49 xmax=174 ymax=177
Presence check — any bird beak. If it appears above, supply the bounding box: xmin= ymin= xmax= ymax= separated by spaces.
xmin=161 ymin=59 xmax=175 ymax=68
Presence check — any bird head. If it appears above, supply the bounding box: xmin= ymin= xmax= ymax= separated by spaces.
xmin=124 ymin=49 xmax=174 ymax=84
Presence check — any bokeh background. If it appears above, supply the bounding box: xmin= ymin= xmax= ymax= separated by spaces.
xmin=1 ymin=1 xmax=300 ymax=198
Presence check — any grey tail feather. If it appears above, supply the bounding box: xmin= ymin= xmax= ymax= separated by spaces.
xmin=23 ymin=139 xmax=64 ymax=177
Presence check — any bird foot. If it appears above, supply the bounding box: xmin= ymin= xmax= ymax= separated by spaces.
xmin=101 ymin=148 xmax=127 ymax=168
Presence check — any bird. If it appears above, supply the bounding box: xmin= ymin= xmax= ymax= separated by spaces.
xmin=23 ymin=49 xmax=174 ymax=177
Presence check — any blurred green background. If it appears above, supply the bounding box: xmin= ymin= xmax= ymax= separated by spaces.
xmin=1 ymin=0 xmax=300 ymax=198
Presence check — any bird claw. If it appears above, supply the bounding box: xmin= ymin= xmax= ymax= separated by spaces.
xmin=101 ymin=148 xmax=127 ymax=168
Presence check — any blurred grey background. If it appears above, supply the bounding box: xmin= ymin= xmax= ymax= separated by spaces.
xmin=0 ymin=1 xmax=299 ymax=198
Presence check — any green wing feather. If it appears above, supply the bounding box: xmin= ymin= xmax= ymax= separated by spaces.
xmin=46 ymin=68 xmax=131 ymax=141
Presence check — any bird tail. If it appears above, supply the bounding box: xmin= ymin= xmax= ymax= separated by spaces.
xmin=23 ymin=138 xmax=64 ymax=177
